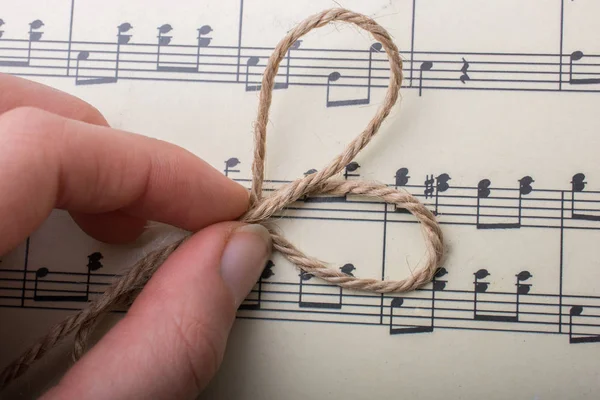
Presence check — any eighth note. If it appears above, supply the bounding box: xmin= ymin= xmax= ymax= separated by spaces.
xmin=434 ymin=173 xmax=451 ymax=215
xmin=569 ymin=51 xmax=600 ymax=85
xmin=569 ymin=305 xmax=600 ymax=344
xmin=245 ymin=56 xmax=261 ymax=91
xmin=459 ymin=57 xmax=470 ymax=84
xmin=570 ymin=173 xmax=600 ymax=221
xmin=224 ymin=157 xmax=240 ymax=177
xmin=195 ymin=25 xmax=213 ymax=71
xmin=418 ymin=61 xmax=433 ymax=96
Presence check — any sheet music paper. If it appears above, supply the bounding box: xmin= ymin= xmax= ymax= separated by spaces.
xmin=1 ymin=0 xmax=600 ymax=398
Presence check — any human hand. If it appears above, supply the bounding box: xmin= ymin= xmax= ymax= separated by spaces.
xmin=0 ymin=74 xmax=271 ymax=399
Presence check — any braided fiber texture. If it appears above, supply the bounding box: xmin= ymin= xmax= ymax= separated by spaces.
xmin=1 ymin=8 xmax=444 ymax=390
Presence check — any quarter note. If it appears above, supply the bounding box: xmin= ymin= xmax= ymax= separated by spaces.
xmin=568 ymin=51 xmax=600 ymax=85
xmin=245 ymin=56 xmax=261 ymax=91
xmin=239 ymin=260 xmax=274 ymax=310
xmin=195 ymin=25 xmax=213 ymax=71
xmin=418 ymin=61 xmax=433 ymax=96
xmin=224 ymin=157 xmax=240 ymax=177
xmin=568 ymin=306 xmax=600 ymax=344
xmin=570 ymin=173 xmax=600 ymax=221
xmin=459 ymin=57 xmax=470 ymax=84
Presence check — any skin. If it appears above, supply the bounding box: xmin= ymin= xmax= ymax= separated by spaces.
xmin=0 ymin=73 xmax=256 ymax=399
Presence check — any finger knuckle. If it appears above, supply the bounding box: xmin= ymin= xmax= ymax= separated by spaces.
xmin=0 ymin=106 xmax=53 ymax=140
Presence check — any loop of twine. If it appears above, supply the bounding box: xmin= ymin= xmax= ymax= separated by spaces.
xmin=0 ymin=8 xmax=444 ymax=390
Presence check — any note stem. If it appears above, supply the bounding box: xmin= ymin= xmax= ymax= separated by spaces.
xmin=518 ymin=191 xmax=522 ymax=226
xmin=367 ymin=47 xmax=374 ymax=104
xmin=85 ymin=267 xmax=92 ymax=302
xmin=431 ymin=281 xmax=436 ymax=328
xmin=26 ymin=28 xmax=33 ymax=66
xmin=559 ymin=191 xmax=565 ymax=333
xmin=115 ymin=38 xmax=122 ymax=79
xmin=285 ymin=48 xmax=291 ymax=88
xmin=196 ymin=42 xmax=201 ymax=70
xmin=473 ymin=278 xmax=478 ymax=318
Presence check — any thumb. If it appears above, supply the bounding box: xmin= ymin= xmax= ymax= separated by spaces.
xmin=42 ymin=221 xmax=272 ymax=400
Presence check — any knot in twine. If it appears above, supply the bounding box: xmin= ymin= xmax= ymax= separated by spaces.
xmin=0 ymin=8 xmax=444 ymax=390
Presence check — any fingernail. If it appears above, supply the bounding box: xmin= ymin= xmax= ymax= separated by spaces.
xmin=220 ymin=224 xmax=272 ymax=307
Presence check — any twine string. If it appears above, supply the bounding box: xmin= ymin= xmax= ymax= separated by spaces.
xmin=0 ymin=8 xmax=444 ymax=390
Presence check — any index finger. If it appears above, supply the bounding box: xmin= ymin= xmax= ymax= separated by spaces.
xmin=0 ymin=106 xmax=249 ymax=255
xmin=0 ymin=73 xmax=109 ymax=126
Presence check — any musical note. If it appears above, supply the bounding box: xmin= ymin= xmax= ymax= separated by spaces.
xmin=340 ymin=263 xmax=355 ymax=276
xmin=518 ymin=175 xmax=534 ymax=223
xmin=473 ymin=269 xmax=530 ymax=323
xmin=0 ymin=19 xmax=4 ymax=39
xmin=515 ymin=270 xmax=532 ymax=317
xmin=388 ymin=296 xmax=434 ymax=335
xmin=304 ymin=163 xmax=358 ymax=203
xmin=224 ymin=157 xmax=241 ymax=177
xmin=33 ymin=252 xmax=103 ymax=302
xmin=473 ymin=269 xmax=517 ymax=322
xmin=155 ymin=24 xmax=196 ymax=73
xmin=395 ymin=168 xmax=410 ymax=187
xmin=568 ymin=306 xmax=600 ymax=344
xmin=0 ymin=19 xmax=44 ymax=67
xmin=418 ymin=61 xmax=433 ymax=96
xmin=239 ymin=260 xmax=274 ymax=310
xmin=424 ymin=174 xmax=435 ymax=199
xmin=476 ymin=178 xmax=523 ymax=229
xmin=570 ymin=173 xmax=600 ymax=221
xmin=569 ymin=51 xmax=600 ymax=85
xmin=75 ymin=23 xmax=130 ymax=85
xmin=33 ymin=267 xmax=88 ymax=302
xmin=273 ymin=40 xmax=301 ymax=90
xmin=325 ymin=42 xmax=382 ymax=107
xmin=434 ymin=173 xmax=451 ymax=215
xmin=195 ymin=25 xmax=213 ymax=71
xmin=459 ymin=57 xmax=470 ymax=84
xmin=245 ymin=56 xmax=261 ymax=91
xmin=298 ymin=270 xmax=342 ymax=309
xmin=344 ymin=162 xmax=360 ymax=180
xmin=394 ymin=168 xmax=411 ymax=214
